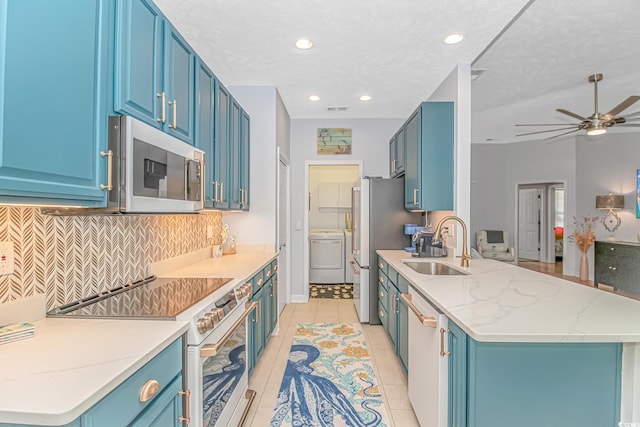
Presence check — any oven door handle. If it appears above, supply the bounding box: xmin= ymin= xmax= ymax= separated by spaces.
xmin=200 ymin=301 xmax=257 ymax=358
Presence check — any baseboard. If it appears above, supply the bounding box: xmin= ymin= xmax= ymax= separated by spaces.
xmin=290 ymin=294 xmax=308 ymax=303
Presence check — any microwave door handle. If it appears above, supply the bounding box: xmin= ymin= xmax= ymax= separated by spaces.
xmin=200 ymin=302 xmax=257 ymax=358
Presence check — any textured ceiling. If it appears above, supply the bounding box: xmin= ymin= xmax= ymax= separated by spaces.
xmin=153 ymin=0 xmax=530 ymax=119
xmin=472 ymin=0 xmax=640 ymax=143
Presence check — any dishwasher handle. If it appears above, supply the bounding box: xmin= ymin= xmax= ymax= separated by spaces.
xmin=400 ymin=293 xmax=437 ymax=328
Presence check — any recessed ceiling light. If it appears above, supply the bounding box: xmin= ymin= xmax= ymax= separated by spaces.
xmin=308 ymin=95 xmax=320 ymax=102
xmin=359 ymin=95 xmax=372 ymax=101
xmin=295 ymin=38 xmax=314 ymax=50
xmin=444 ymin=33 xmax=464 ymax=44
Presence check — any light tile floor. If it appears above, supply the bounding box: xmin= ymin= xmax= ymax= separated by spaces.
xmin=244 ymin=299 xmax=420 ymax=426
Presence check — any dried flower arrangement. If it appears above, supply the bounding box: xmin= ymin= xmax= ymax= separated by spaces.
xmin=567 ymin=216 xmax=599 ymax=253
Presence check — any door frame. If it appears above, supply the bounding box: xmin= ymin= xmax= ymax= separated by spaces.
xmin=276 ymin=147 xmax=291 ymax=309
xmin=514 ymin=180 xmax=566 ymax=264
xmin=303 ymin=160 xmax=362 ymax=302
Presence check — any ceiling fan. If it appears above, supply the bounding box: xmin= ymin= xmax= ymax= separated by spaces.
xmin=516 ymin=73 xmax=640 ymax=139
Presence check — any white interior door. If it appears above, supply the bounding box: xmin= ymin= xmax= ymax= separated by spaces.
xmin=519 ymin=188 xmax=541 ymax=260
xmin=277 ymin=155 xmax=290 ymax=312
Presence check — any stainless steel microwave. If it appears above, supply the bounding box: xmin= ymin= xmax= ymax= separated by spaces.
xmin=44 ymin=116 xmax=204 ymax=214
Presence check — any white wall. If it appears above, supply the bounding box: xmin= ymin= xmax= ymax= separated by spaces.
xmin=276 ymin=91 xmax=291 ymax=159
xmin=224 ymin=86 xmax=290 ymax=246
xmin=289 ymin=118 xmax=405 ymax=301
xmin=308 ymin=165 xmax=359 ymax=231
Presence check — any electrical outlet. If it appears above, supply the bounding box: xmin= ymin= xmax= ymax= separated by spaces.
xmin=206 ymin=225 xmax=214 ymax=240
xmin=0 ymin=241 xmax=15 ymax=276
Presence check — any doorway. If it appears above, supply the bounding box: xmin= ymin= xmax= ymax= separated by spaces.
xmin=276 ymin=148 xmax=290 ymax=314
xmin=516 ymin=182 xmax=565 ymax=272
xmin=304 ymin=161 xmax=362 ymax=301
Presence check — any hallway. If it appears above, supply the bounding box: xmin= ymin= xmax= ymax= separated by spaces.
xmin=245 ymin=299 xmax=419 ymax=426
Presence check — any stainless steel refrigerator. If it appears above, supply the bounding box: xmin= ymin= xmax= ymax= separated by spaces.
xmin=351 ymin=176 xmax=422 ymax=324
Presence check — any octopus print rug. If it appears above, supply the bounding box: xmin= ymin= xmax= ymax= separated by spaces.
xmin=270 ymin=323 xmax=390 ymax=427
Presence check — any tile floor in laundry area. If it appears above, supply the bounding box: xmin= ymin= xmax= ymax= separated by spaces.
xmin=244 ymin=299 xmax=420 ymax=426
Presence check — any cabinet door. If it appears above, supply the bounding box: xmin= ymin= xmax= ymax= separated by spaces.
xmin=404 ymin=109 xmax=420 ymax=210
xmin=0 ymin=0 xmax=111 ymax=206
xmin=270 ymin=274 xmax=278 ymax=332
xmin=129 ymin=375 xmax=182 ymax=427
xmin=420 ymin=102 xmax=454 ymax=211
xmin=388 ymin=286 xmax=399 ymax=350
xmin=395 ymin=127 xmax=405 ymax=176
xmin=195 ymin=59 xmax=215 ymax=208
xmin=240 ymin=110 xmax=251 ymax=211
xmin=397 ymin=290 xmax=409 ymax=373
xmin=228 ymin=99 xmax=242 ymax=210
xmin=213 ymin=82 xmax=230 ymax=209
xmin=248 ymin=292 xmax=259 ymax=374
xmin=114 ymin=0 xmax=163 ymax=129
xmin=448 ymin=321 xmax=467 ymax=427
xmin=164 ymin=22 xmax=195 ymax=145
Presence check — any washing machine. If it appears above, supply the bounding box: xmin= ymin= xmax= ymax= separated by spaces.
xmin=344 ymin=229 xmax=353 ymax=283
xmin=309 ymin=229 xmax=344 ymax=283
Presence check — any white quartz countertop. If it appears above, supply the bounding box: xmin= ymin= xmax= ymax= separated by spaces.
xmin=0 ymin=318 xmax=187 ymax=425
xmin=378 ymin=250 xmax=640 ymax=343
xmin=0 ymin=246 xmax=277 ymax=425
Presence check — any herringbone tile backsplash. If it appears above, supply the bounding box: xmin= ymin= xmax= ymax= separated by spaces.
xmin=0 ymin=207 xmax=222 ymax=310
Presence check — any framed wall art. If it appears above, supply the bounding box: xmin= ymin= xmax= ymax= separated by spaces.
xmin=317 ymin=128 xmax=352 ymax=155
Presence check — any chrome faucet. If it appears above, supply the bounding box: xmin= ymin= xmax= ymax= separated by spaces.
xmin=433 ymin=215 xmax=470 ymax=268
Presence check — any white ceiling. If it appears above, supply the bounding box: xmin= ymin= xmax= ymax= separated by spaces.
xmin=472 ymin=0 xmax=640 ymax=143
xmin=154 ymin=0 xmax=530 ymax=119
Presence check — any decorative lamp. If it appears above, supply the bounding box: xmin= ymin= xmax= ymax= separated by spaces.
xmin=596 ymin=193 xmax=625 ymax=238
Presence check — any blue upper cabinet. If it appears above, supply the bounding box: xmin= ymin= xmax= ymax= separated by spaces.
xmin=113 ymin=0 xmax=163 ymax=129
xmin=114 ymin=0 xmax=195 ymax=145
xmin=0 ymin=0 xmax=112 ymax=206
xmin=403 ymin=102 xmax=454 ymax=211
xmin=228 ymin=99 xmax=242 ymax=210
xmin=389 ymin=127 xmax=405 ymax=178
xmin=213 ymin=82 xmax=230 ymax=209
xmin=195 ymin=59 xmax=215 ymax=208
xmin=240 ymin=111 xmax=250 ymax=211
xmin=164 ymin=23 xmax=195 ymax=144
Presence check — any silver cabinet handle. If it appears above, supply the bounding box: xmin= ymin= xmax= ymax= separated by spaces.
xmin=440 ymin=327 xmax=450 ymax=357
xmin=212 ymin=181 xmax=218 ymax=202
xmin=168 ymin=100 xmax=177 ymax=129
xmin=156 ymin=92 xmax=166 ymax=123
xmin=413 ymin=188 xmax=419 ymax=205
xmin=100 ymin=150 xmax=113 ymax=191
xmin=610 ymin=247 xmax=615 ymax=251
xmin=400 ymin=293 xmax=437 ymax=328
xmin=220 ymin=182 xmax=224 ymax=202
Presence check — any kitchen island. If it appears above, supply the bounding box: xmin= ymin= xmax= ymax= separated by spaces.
xmin=377 ymin=250 xmax=640 ymax=427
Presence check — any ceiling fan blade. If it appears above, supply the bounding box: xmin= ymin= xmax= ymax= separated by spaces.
xmin=544 ymin=128 xmax=581 ymax=140
xmin=556 ymin=108 xmax=587 ymax=121
xmin=623 ymin=111 xmax=640 ymax=118
xmin=515 ymin=123 xmax=577 ymax=127
xmin=617 ymin=124 xmax=640 ymax=127
xmin=605 ymin=96 xmax=640 ymax=118
xmin=516 ymin=127 xmax=577 ymax=137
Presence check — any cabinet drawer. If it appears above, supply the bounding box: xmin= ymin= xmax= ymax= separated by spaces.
xmin=387 ymin=265 xmax=399 ymax=289
xmin=378 ymin=300 xmax=389 ymax=332
xmin=596 ymin=241 xmax=638 ymax=258
xmin=378 ymin=269 xmax=389 ymax=310
xmin=82 ymin=337 xmax=182 ymax=426
xmin=252 ymin=270 xmax=265 ymax=294
xmin=377 ymin=257 xmax=388 ymax=276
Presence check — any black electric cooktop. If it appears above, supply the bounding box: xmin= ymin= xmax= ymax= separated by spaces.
xmin=47 ymin=276 xmax=233 ymax=319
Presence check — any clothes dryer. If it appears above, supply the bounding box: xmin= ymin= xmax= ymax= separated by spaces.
xmin=309 ymin=229 xmax=344 ymax=284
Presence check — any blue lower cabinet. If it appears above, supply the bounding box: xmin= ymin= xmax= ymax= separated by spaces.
xmin=0 ymin=0 xmax=112 ymax=206
xmin=82 ymin=337 xmax=184 ymax=427
xmin=448 ymin=321 xmax=622 ymax=427
xmin=270 ymin=273 xmax=278 ymax=332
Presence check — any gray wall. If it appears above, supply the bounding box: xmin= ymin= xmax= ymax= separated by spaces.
xmin=471 ymin=137 xmax=577 ymax=275
xmin=276 ymin=90 xmax=291 ymax=159
xmin=225 ymin=86 xmax=290 ymax=245
xmin=290 ymin=118 xmax=405 ymax=301
xmin=472 ymin=131 xmax=640 ymax=278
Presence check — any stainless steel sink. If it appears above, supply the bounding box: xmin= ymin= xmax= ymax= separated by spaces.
xmin=403 ymin=261 xmax=468 ymax=276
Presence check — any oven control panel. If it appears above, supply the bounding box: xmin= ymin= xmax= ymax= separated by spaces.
xmin=195 ymin=289 xmax=239 ymax=334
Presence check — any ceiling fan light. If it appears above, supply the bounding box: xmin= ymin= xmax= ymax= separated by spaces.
xmin=587 ymin=126 xmax=607 ymax=136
